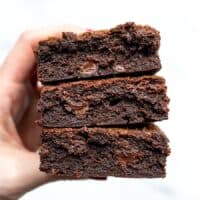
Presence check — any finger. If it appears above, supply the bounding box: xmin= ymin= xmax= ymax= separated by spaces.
xmin=4 ymin=151 xmax=56 ymax=199
xmin=1 ymin=25 xmax=86 ymax=84
xmin=17 ymin=90 xmax=41 ymax=152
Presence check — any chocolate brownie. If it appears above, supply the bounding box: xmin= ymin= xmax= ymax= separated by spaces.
xmin=38 ymin=76 xmax=169 ymax=128
xmin=36 ymin=22 xmax=161 ymax=83
xmin=40 ymin=124 xmax=170 ymax=178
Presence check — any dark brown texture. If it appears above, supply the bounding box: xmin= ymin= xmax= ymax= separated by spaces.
xmin=40 ymin=124 xmax=170 ymax=178
xmin=38 ymin=76 xmax=169 ymax=128
xmin=36 ymin=22 xmax=161 ymax=83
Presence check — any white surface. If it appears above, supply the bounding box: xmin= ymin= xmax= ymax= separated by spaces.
xmin=0 ymin=0 xmax=200 ymax=199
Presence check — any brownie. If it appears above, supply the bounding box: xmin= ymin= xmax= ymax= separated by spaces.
xmin=36 ymin=22 xmax=161 ymax=83
xmin=40 ymin=124 xmax=170 ymax=178
xmin=38 ymin=76 xmax=169 ymax=128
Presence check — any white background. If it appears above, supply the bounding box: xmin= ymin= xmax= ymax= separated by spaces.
xmin=0 ymin=0 xmax=200 ymax=199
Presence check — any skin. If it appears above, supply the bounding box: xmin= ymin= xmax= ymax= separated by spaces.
xmin=0 ymin=25 xmax=85 ymax=200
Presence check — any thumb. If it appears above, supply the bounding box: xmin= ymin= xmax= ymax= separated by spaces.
xmin=3 ymin=151 xmax=55 ymax=200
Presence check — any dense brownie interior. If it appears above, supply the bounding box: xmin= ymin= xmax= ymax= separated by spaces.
xmin=36 ymin=22 xmax=161 ymax=83
xmin=40 ymin=125 xmax=170 ymax=178
xmin=38 ymin=76 xmax=169 ymax=128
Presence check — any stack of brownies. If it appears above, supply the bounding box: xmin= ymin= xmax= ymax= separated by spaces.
xmin=36 ymin=22 xmax=170 ymax=179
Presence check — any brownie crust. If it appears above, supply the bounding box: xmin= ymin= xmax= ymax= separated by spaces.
xmin=40 ymin=124 xmax=170 ymax=178
xmin=36 ymin=22 xmax=161 ymax=83
xmin=38 ymin=76 xmax=169 ymax=128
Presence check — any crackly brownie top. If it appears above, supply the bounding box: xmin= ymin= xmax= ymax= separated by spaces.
xmin=36 ymin=22 xmax=160 ymax=56
xmin=63 ymin=22 xmax=160 ymax=40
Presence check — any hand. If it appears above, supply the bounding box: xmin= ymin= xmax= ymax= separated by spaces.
xmin=0 ymin=25 xmax=85 ymax=200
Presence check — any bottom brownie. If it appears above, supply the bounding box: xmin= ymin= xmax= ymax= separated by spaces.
xmin=40 ymin=124 xmax=170 ymax=178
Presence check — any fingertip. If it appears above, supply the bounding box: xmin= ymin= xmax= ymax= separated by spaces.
xmin=36 ymin=81 xmax=42 ymax=96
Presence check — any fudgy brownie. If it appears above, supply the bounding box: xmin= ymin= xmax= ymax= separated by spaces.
xmin=38 ymin=76 xmax=169 ymax=128
xmin=40 ymin=124 xmax=170 ymax=178
xmin=36 ymin=22 xmax=161 ymax=83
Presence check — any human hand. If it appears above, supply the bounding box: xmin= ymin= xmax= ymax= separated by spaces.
xmin=0 ymin=25 xmax=85 ymax=200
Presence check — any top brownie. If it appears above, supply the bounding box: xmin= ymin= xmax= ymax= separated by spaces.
xmin=35 ymin=22 xmax=161 ymax=83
